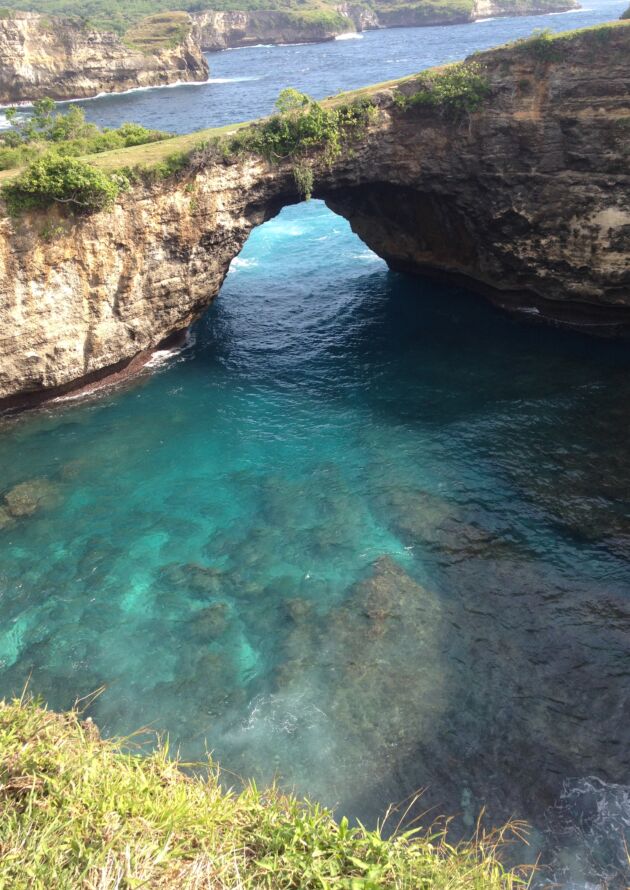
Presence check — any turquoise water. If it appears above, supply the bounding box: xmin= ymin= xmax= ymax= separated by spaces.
xmin=1 ymin=202 xmax=630 ymax=886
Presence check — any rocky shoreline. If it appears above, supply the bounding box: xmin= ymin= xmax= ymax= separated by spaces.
xmin=0 ymin=11 xmax=209 ymax=105
xmin=191 ymin=0 xmax=580 ymax=51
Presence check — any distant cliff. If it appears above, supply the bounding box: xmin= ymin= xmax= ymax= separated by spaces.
xmin=192 ymin=0 xmax=580 ymax=50
xmin=0 ymin=12 xmax=209 ymax=104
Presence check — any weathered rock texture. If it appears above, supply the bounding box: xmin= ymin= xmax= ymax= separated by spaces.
xmin=0 ymin=12 xmax=209 ymax=104
xmin=0 ymin=24 xmax=629 ymax=409
xmin=192 ymin=0 xmax=578 ymax=49
xmin=192 ymin=8 xmax=355 ymax=50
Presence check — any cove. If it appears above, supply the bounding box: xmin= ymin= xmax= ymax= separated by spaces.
xmin=1 ymin=4 xmax=630 ymax=888
xmin=1 ymin=201 xmax=629 ymax=887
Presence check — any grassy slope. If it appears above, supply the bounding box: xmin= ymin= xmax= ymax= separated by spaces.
xmin=122 ymin=10 xmax=193 ymax=51
xmin=0 ymin=698 xmax=528 ymax=889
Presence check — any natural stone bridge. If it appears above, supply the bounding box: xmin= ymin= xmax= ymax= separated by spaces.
xmin=1 ymin=23 xmax=629 ymax=410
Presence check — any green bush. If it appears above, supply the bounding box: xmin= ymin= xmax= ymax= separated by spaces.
xmin=2 ymin=155 xmax=121 ymax=214
xmin=518 ymin=28 xmax=565 ymax=61
xmin=621 ymin=4 xmax=630 ymax=19
xmin=233 ymin=88 xmax=375 ymax=165
xmin=395 ymin=62 xmax=490 ymax=114
xmin=0 ymin=100 xmax=168 ymax=171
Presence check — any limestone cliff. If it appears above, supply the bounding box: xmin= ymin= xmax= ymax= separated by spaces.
xmin=0 ymin=23 xmax=629 ymax=409
xmin=192 ymin=0 xmax=579 ymax=49
xmin=0 ymin=12 xmax=209 ymax=105
xmin=192 ymin=9 xmax=355 ymax=51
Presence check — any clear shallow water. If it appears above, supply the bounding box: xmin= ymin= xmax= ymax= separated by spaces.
xmin=1 ymin=4 xmax=630 ymax=887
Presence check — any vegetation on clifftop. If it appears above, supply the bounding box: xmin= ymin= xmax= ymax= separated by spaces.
xmin=2 ymin=155 xmax=124 ymax=213
xmin=122 ymin=10 xmax=194 ymax=51
xmin=393 ymin=62 xmax=490 ymax=114
xmin=229 ymin=87 xmax=376 ymax=195
xmin=0 ymin=98 xmax=168 ymax=172
xmin=1 ymin=88 xmax=377 ymax=209
xmin=0 ymin=698 xmax=530 ymax=889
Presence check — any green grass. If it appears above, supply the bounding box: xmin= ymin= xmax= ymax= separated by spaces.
xmin=0 ymin=697 xmax=531 ymax=889
xmin=508 ymin=17 xmax=630 ymax=56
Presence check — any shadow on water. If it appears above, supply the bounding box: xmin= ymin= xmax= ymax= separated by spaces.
xmin=0 ymin=203 xmax=629 ymax=888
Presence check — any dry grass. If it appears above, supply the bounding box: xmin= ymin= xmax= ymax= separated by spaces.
xmin=123 ymin=11 xmax=193 ymax=53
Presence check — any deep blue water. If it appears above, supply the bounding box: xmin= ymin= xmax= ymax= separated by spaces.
xmin=1 ymin=3 xmax=630 ymax=887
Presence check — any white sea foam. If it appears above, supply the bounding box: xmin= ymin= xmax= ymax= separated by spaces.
xmin=231 ymin=257 xmax=258 ymax=269
xmin=145 ymin=330 xmax=197 ymax=369
xmin=335 ymin=31 xmax=364 ymax=40
xmin=223 ymin=43 xmax=275 ymax=50
xmin=547 ymin=6 xmax=591 ymax=13
xmin=546 ymin=777 xmax=630 ymax=889
xmin=0 ymin=77 xmax=209 ymax=110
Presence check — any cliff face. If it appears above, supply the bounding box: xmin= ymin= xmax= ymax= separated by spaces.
xmin=0 ymin=24 xmax=629 ymax=409
xmin=192 ymin=9 xmax=354 ymax=51
xmin=193 ymin=0 xmax=579 ymax=49
xmin=0 ymin=12 xmax=209 ymax=104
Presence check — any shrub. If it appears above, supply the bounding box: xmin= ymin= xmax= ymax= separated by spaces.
xmin=232 ymin=88 xmax=375 ymax=166
xmin=2 ymin=155 xmax=121 ymax=214
xmin=0 ymin=101 xmax=169 ymax=170
xmin=395 ymin=62 xmax=490 ymax=115
xmin=293 ymin=162 xmax=314 ymax=199
xmin=519 ymin=28 xmax=565 ymax=61
xmin=621 ymin=4 xmax=630 ymax=18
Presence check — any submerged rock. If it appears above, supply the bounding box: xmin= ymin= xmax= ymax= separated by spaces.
xmin=3 ymin=478 xmax=59 ymax=517
xmin=0 ymin=505 xmax=13 ymax=529
xmin=189 ymin=602 xmax=230 ymax=641
xmin=160 ymin=562 xmax=227 ymax=597
xmin=285 ymin=597 xmax=313 ymax=624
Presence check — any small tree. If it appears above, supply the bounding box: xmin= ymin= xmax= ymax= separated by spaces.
xmin=4 ymin=100 xmax=97 ymax=146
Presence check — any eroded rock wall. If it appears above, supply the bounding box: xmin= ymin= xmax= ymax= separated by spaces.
xmin=0 ymin=25 xmax=629 ymax=409
xmin=192 ymin=9 xmax=354 ymax=50
xmin=193 ymin=0 xmax=578 ymax=49
xmin=0 ymin=12 xmax=209 ymax=104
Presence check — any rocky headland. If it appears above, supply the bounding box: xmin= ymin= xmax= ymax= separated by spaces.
xmin=192 ymin=0 xmax=580 ymax=50
xmin=0 ymin=11 xmax=209 ymax=104
xmin=0 ymin=22 xmax=628 ymax=410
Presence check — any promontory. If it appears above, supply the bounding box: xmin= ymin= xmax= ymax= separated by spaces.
xmin=0 ymin=11 xmax=209 ymax=104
